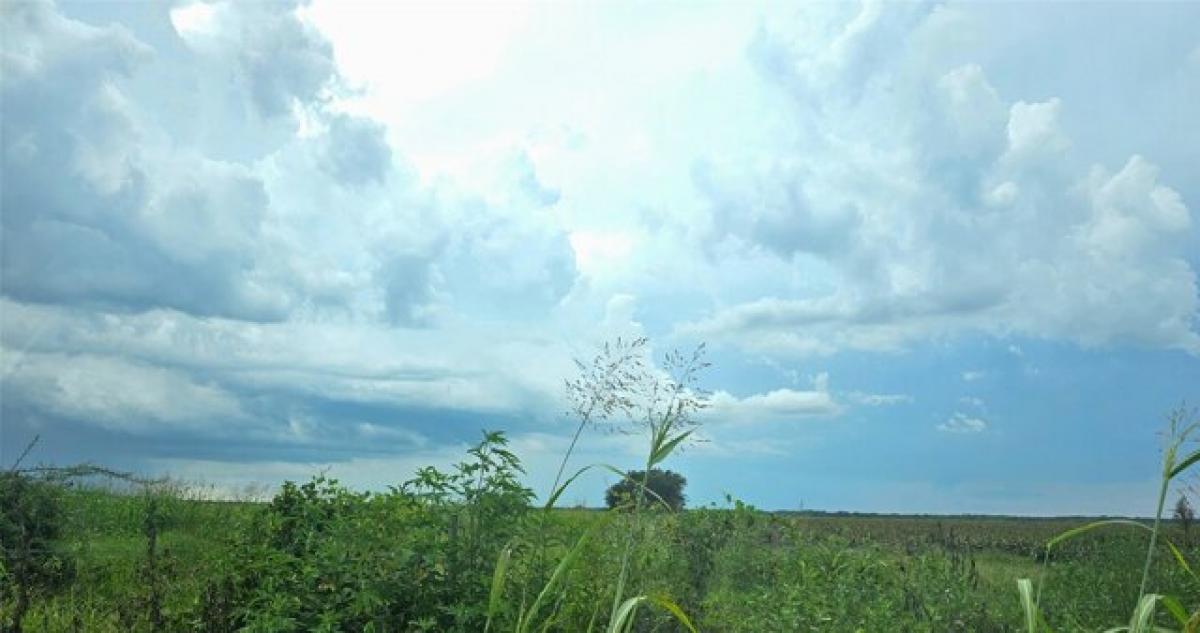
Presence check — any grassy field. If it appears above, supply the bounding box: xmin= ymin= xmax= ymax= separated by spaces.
xmin=4 ymin=351 xmax=1197 ymax=631
xmin=2 ymin=464 xmax=1197 ymax=632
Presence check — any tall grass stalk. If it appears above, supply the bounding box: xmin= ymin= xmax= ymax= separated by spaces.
xmin=607 ymin=345 xmax=709 ymax=628
xmin=530 ymin=338 xmax=647 ymax=589
xmin=1139 ymin=407 xmax=1198 ymax=600
xmin=1018 ymin=405 xmax=1199 ymax=632
xmin=490 ymin=339 xmax=705 ymax=633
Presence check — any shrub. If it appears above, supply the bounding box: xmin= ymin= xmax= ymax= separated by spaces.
xmin=0 ymin=472 xmax=74 ymax=633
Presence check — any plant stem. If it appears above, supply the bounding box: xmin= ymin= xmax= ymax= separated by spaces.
xmin=610 ymin=451 xmax=653 ymax=625
xmin=1137 ymin=462 xmax=1171 ymax=601
xmin=551 ymin=409 xmax=591 ymax=499
xmin=610 ymin=397 xmax=678 ymax=627
xmin=534 ymin=405 xmax=593 ymax=589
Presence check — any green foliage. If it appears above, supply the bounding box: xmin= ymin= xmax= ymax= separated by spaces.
xmin=186 ymin=429 xmax=537 ymax=633
xmin=606 ymin=469 xmax=687 ymax=511
xmin=0 ymin=471 xmax=74 ymax=632
xmin=4 ymin=348 xmax=1196 ymax=633
xmin=8 ymin=471 xmax=1200 ymax=632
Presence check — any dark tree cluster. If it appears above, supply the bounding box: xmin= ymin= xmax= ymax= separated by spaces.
xmin=605 ymin=469 xmax=687 ymax=511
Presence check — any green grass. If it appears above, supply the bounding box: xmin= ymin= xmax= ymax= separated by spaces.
xmin=7 ymin=486 xmax=1196 ymax=632
xmin=4 ymin=397 xmax=1197 ymax=631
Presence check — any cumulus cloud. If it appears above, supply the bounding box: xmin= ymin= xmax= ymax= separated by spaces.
xmin=169 ymin=0 xmax=337 ymax=118
xmin=321 ymin=114 xmax=392 ymax=186
xmin=681 ymin=4 xmax=1199 ymax=357
xmin=1 ymin=0 xmax=1196 ymax=508
xmin=1 ymin=0 xmax=579 ymax=329
xmin=0 ymin=0 xmax=582 ymax=463
xmin=1 ymin=0 xmax=319 ymax=321
xmin=1004 ymin=98 xmax=1070 ymax=162
xmin=706 ymin=373 xmax=841 ymax=424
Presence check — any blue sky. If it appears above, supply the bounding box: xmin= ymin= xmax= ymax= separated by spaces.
xmin=1 ymin=0 xmax=1197 ymax=515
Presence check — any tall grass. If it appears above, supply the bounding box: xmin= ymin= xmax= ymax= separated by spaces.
xmin=485 ymin=340 xmax=710 ymax=633
xmin=1018 ymin=405 xmax=1200 ymax=632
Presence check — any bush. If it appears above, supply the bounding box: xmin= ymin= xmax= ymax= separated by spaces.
xmin=195 ymin=430 xmax=534 ymax=632
xmin=0 ymin=472 xmax=75 ymax=632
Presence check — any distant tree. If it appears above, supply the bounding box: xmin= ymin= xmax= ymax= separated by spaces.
xmin=605 ymin=469 xmax=687 ymax=511
xmin=1175 ymin=494 xmax=1195 ymax=545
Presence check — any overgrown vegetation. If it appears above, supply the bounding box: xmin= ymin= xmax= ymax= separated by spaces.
xmin=1 ymin=344 xmax=1197 ymax=632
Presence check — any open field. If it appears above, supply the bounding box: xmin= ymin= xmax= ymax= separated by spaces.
xmin=5 ymin=2 xmax=1200 ymax=631
xmin=3 ymin=466 xmax=1197 ymax=632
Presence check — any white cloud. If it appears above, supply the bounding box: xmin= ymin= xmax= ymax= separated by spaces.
xmin=675 ymin=8 xmax=1199 ymax=358
xmin=2 ymin=0 xmax=1197 ymax=507
xmin=851 ymin=393 xmax=914 ymax=407
xmin=0 ymin=298 xmax=577 ymax=421
xmin=169 ymin=2 xmax=219 ymax=41
xmin=569 ymin=230 xmax=637 ymax=278
xmin=170 ymin=0 xmax=338 ymax=118
xmin=938 ymin=412 xmax=988 ymax=434
xmin=706 ymin=373 xmax=841 ymax=424
xmin=1004 ymin=98 xmax=1070 ymax=161
xmin=301 ymin=1 xmax=530 ymax=106
xmin=2 ymin=349 xmax=245 ymax=433
xmin=962 ymin=370 xmax=986 ymax=382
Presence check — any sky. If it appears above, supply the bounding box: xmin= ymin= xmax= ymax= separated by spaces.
xmin=1 ymin=0 xmax=1198 ymax=516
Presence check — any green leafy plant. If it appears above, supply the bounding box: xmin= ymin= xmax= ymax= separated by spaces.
xmin=0 ymin=471 xmax=73 ymax=633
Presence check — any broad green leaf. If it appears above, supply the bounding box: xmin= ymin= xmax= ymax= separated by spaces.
xmin=1169 ymin=449 xmax=1200 ymax=479
xmin=647 ymin=594 xmax=699 ymax=633
xmin=544 ymin=465 xmax=595 ymax=510
xmin=1162 ymin=595 xmax=1190 ymax=627
xmin=484 ymin=545 xmax=511 ymax=633
xmin=650 ymin=429 xmax=695 ymax=467
xmin=606 ymin=594 xmax=698 ymax=633
xmin=607 ymin=596 xmax=645 ymax=633
xmin=1018 ymin=578 xmax=1039 ymax=633
xmin=1128 ymin=594 xmax=1161 ymax=633
xmin=1166 ymin=540 xmax=1198 ymax=582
